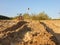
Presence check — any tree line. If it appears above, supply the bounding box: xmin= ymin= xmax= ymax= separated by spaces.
xmin=0 ymin=12 xmax=52 ymax=20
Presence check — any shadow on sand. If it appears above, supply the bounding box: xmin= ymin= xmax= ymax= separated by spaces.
xmin=40 ymin=22 xmax=59 ymax=45
xmin=2 ymin=21 xmax=28 ymax=32
xmin=0 ymin=21 xmax=31 ymax=45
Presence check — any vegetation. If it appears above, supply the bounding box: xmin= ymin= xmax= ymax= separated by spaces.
xmin=0 ymin=12 xmax=52 ymax=20
xmin=23 ymin=13 xmax=30 ymax=19
xmin=37 ymin=12 xmax=51 ymax=20
xmin=22 ymin=12 xmax=51 ymax=20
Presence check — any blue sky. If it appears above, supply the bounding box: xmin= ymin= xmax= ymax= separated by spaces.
xmin=0 ymin=0 xmax=60 ymax=18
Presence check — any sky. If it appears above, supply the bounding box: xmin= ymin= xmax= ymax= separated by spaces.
xmin=0 ymin=0 xmax=60 ymax=18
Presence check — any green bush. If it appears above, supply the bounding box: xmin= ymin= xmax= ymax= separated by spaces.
xmin=23 ymin=13 xmax=30 ymax=19
xmin=31 ymin=12 xmax=51 ymax=20
xmin=37 ymin=12 xmax=51 ymax=20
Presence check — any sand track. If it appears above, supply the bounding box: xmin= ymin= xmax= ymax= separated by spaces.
xmin=0 ymin=20 xmax=60 ymax=45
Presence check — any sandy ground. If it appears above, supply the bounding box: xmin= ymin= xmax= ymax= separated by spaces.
xmin=40 ymin=20 xmax=60 ymax=44
xmin=0 ymin=20 xmax=60 ymax=45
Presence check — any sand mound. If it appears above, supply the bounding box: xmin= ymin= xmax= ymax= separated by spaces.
xmin=0 ymin=20 xmax=58 ymax=45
